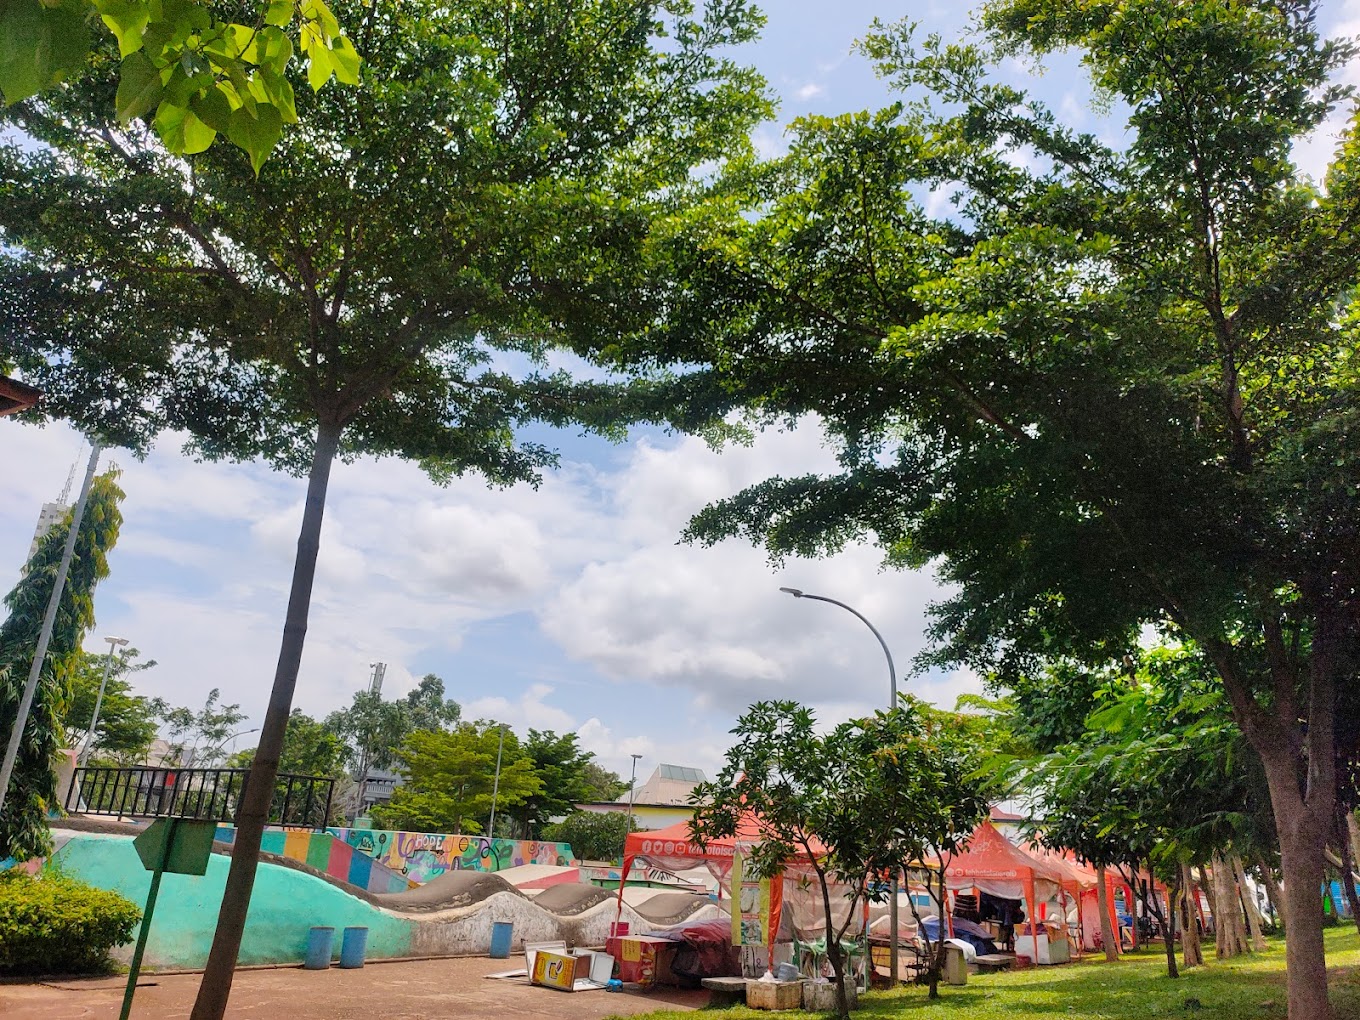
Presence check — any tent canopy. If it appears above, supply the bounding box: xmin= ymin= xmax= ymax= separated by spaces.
xmin=623 ymin=815 xmax=825 ymax=878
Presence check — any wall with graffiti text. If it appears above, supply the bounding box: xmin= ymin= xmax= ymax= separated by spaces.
xmin=328 ymin=827 xmax=574 ymax=884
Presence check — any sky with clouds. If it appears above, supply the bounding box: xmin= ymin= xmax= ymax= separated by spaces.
xmin=4 ymin=0 xmax=1359 ymax=785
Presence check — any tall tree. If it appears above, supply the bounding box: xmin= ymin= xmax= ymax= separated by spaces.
xmin=620 ymin=4 xmax=1358 ymax=1015
xmin=60 ymin=646 xmax=160 ymax=762
xmin=0 ymin=2 xmax=769 ymax=1014
xmin=373 ymin=721 xmax=542 ymax=835
xmin=542 ymin=810 xmax=637 ymax=862
xmin=580 ymin=761 xmax=628 ymax=802
xmin=510 ymin=729 xmax=596 ymax=839
xmin=0 ymin=471 xmax=123 ymax=859
xmin=161 ymin=688 xmax=248 ymax=767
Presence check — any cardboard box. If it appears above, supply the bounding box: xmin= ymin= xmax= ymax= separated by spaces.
xmin=531 ymin=951 xmax=579 ymax=990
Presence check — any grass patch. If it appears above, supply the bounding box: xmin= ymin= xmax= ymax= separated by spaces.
xmin=610 ymin=926 xmax=1360 ymax=1020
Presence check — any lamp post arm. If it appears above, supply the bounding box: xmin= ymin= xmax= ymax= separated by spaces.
xmin=797 ymin=593 xmax=897 ymax=704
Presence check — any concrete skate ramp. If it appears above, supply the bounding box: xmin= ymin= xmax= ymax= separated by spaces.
xmin=633 ymin=891 xmax=711 ymax=925
xmin=375 ymin=869 xmax=519 ymax=912
xmin=528 ymin=883 xmax=613 ymax=915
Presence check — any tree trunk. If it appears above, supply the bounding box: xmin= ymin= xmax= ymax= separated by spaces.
xmin=1180 ymin=864 xmax=1203 ymax=968
xmin=1256 ymin=856 xmax=1285 ymax=932
xmin=191 ymin=420 xmax=343 ymax=1020
xmin=1211 ymin=855 xmax=1248 ymax=957
xmin=1232 ymin=855 xmax=1268 ymax=951
xmin=812 ymin=863 xmax=854 ymax=1020
xmin=1337 ymin=818 xmax=1360 ymax=938
xmin=1161 ymin=874 xmax=1180 ymax=978
xmin=1096 ymin=866 xmax=1119 ymax=962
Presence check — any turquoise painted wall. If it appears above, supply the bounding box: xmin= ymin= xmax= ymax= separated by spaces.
xmin=53 ymin=833 xmax=414 ymax=969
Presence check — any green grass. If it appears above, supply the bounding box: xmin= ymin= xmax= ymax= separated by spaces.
xmin=611 ymin=926 xmax=1360 ymax=1020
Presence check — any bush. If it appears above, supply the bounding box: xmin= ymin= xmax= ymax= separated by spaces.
xmin=542 ymin=811 xmax=638 ymax=863
xmin=0 ymin=870 xmax=140 ymax=975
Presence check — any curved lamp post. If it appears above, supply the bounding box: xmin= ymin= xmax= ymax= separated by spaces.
xmin=780 ymin=586 xmax=902 ymax=986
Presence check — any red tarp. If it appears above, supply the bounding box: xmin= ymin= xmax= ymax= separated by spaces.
xmin=941 ymin=821 xmax=1072 ymax=942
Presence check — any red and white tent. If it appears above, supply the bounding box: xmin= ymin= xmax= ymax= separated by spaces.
xmin=940 ymin=821 xmax=1070 ymax=941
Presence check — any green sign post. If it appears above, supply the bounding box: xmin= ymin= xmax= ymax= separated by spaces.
xmin=120 ymin=818 xmax=216 ymax=1020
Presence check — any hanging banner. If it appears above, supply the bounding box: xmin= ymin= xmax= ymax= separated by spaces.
xmin=731 ymin=851 xmax=772 ymax=946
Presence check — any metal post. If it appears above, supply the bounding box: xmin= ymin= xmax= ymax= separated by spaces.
xmin=81 ymin=636 xmax=129 ymax=767
xmin=487 ymin=725 xmax=506 ymax=837
xmin=0 ymin=441 xmax=102 ymax=817
xmin=780 ymin=586 xmax=901 ymax=985
xmin=120 ymin=817 xmax=177 ymax=1020
xmin=625 ymin=753 xmax=642 ymax=854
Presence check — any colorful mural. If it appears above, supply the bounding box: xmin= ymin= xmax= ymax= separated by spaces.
xmin=328 ymin=827 xmax=573 ymax=883
xmin=213 ymin=826 xmax=415 ymax=894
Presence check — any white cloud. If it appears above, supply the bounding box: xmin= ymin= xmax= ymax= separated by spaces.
xmin=796 ymin=82 xmax=824 ymax=101
xmin=464 ymin=682 xmax=576 ymax=733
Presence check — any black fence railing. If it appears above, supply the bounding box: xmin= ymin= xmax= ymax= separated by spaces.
xmin=66 ymin=766 xmax=335 ymax=831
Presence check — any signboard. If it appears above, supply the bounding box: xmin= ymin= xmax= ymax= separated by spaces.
xmin=134 ymin=819 xmax=216 ymax=875
xmin=731 ymin=852 xmax=772 ymax=946
xmin=531 ymin=950 xmax=578 ymax=990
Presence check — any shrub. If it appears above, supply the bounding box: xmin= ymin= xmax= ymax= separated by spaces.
xmin=0 ymin=869 xmax=140 ymax=975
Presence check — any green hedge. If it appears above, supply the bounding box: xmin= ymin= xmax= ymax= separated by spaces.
xmin=0 ymin=869 xmax=140 ymax=975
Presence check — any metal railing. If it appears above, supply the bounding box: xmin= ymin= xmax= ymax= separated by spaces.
xmin=65 ymin=766 xmax=335 ymax=831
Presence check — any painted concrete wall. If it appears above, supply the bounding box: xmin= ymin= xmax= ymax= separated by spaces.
xmin=53 ymin=832 xmax=413 ymax=969
xmin=327 ymin=828 xmax=573 ymax=883
xmin=212 ymin=826 xmax=414 ymax=894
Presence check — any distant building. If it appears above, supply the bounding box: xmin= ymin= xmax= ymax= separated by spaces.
xmin=574 ymin=762 xmax=708 ymax=831
xmin=27 ymin=501 xmax=70 ymax=561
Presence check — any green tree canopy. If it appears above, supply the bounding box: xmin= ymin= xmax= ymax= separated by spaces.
xmin=324 ymin=673 xmax=460 ymax=779
xmin=228 ymin=708 xmax=346 ymax=778
xmin=509 ymin=729 xmax=597 ymax=839
xmin=542 ymin=810 xmax=636 ymax=863
xmin=0 ymin=470 xmax=123 ymax=860
xmin=615 ymin=4 xmax=1358 ymax=1014
xmin=160 ymin=688 xmax=248 ymax=767
xmin=580 ymin=761 xmax=628 ymax=802
xmin=60 ymin=646 xmax=160 ymax=763
xmin=373 ymin=722 xmax=542 ymax=836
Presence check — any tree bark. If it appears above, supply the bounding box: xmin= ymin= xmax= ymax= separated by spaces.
xmin=1232 ymin=855 xmax=1268 ymax=952
xmin=1180 ymin=864 xmax=1203 ymax=968
xmin=191 ymin=420 xmax=343 ymax=1020
xmin=1256 ymin=856 xmax=1285 ymax=932
xmin=1161 ymin=875 xmax=1180 ymax=978
xmin=1212 ymin=855 xmax=1249 ymax=957
xmin=1096 ymin=866 xmax=1119 ymax=962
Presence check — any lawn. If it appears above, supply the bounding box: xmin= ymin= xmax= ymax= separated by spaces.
xmin=611 ymin=926 xmax=1360 ymax=1020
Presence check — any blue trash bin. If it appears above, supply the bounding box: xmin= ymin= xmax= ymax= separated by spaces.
xmin=340 ymin=926 xmax=369 ymax=969
xmin=489 ymin=920 xmax=514 ymax=959
xmin=304 ymin=926 xmax=335 ymax=970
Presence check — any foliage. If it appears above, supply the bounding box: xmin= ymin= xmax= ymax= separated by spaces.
xmin=0 ymin=869 xmax=139 ymax=975
xmin=509 ymin=729 xmax=599 ymax=839
xmin=609 ymin=927 xmax=1360 ymax=1020
xmin=372 ymin=722 xmax=543 ymax=836
xmin=160 ymin=688 xmax=247 ymax=767
xmin=580 ymin=761 xmax=628 ymax=802
xmin=691 ymin=699 xmax=988 ymax=1014
xmin=614 ymin=3 xmax=1360 ymax=1014
xmin=0 ymin=470 xmax=123 ymax=862
xmin=324 ymin=674 xmax=459 ymax=775
xmin=0 ymin=0 xmax=358 ymax=167
xmin=60 ymin=646 xmax=160 ymax=762
xmin=228 ymin=708 xmax=345 ymax=778
xmin=543 ymin=810 xmax=637 ymax=863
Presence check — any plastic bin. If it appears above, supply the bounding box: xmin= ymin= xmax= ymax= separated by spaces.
xmin=304 ymin=926 xmax=335 ymax=970
xmin=490 ymin=920 xmax=514 ymax=959
xmin=339 ymin=926 xmax=369 ymax=969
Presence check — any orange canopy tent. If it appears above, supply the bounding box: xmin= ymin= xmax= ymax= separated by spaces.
xmin=940 ymin=821 xmax=1069 ymax=944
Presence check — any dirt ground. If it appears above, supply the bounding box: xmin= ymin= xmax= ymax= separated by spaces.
xmin=0 ymin=955 xmax=709 ymax=1020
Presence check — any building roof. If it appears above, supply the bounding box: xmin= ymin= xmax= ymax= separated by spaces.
xmin=0 ymin=375 xmax=41 ymax=417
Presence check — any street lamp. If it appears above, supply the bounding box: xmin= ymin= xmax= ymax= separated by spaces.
xmin=79 ymin=636 xmax=129 ymax=766
xmin=487 ymin=724 xmax=509 ymax=838
xmin=625 ymin=753 xmax=643 ymax=840
xmin=780 ymin=585 xmax=902 ymax=985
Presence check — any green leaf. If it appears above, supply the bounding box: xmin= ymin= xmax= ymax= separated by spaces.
xmin=114 ymin=50 xmax=162 ymax=123
xmin=306 ymin=43 xmax=333 ymax=91
xmin=0 ymin=0 xmax=91 ymax=104
xmin=258 ymin=66 xmax=296 ymax=123
xmin=94 ymin=0 xmax=151 ymax=57
xmin=153 ymin=100 xmax=216 ymax=154
xmin=190 ymin=84 xmax=232 ymax=134
xmin=226 ymin=103 xmax=282 ymax=174
xmin=329 ymin=36 xmax=359 ymax=85
xmin=264 ymin=0 xmax=293 ymax=27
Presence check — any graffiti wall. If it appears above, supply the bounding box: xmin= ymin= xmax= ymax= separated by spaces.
xmin=213 ymin=826 xmax=415 ymax=894
xmin=328 ymin=828 xmax=574 ymax=884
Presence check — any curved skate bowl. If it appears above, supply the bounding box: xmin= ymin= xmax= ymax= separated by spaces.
xmin=48 ymin=826 xmax=721 ymax=969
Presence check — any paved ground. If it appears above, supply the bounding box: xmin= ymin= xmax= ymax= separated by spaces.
xmin=0 ymin=956 xmax=708 ymax=1020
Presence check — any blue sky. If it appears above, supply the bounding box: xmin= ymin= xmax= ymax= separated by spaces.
xmin=4 ymin=0 xmax=1359 ymax=783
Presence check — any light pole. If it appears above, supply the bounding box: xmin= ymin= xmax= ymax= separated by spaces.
xmin=625 ymin=753 xmax=643 ymax=847
xmin=79 ymin=636 xmax=129 ymax=766
xmin=780 ymin=586 xmax=902 ymax=985
xmin=487 ymin=724 xmax=508 ymax=838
